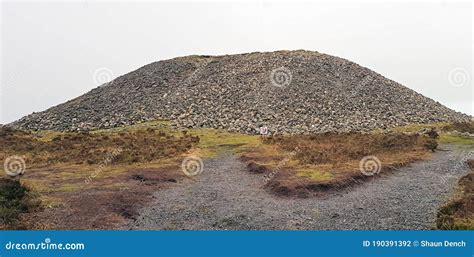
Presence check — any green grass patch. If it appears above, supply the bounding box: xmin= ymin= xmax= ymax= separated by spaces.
xmin=94 ymin=120 xmax=260 ymax=157
xmin=191 ymin=128 xmax=260 ymax=157
xmin=438 ymin=134 xmax=474 ymax=145
xmin=296 ymin=167 xmax=334 ymax=182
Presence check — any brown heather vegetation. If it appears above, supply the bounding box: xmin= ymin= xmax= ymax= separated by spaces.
xmin=437 ymin=160 xmax=474 ymax=230
xmin=262 ymin=132 xmax=435 ymax=164
xmin=1 ymin=121 xmax=472 ymax=228
xmin=0 ymin=126 xmax=200 ymax=229
xmin=243 ymin=132 xmax=436 ymax=197
xmin=0 ymin=127 xmax=199 ymax=166
xmin=442 ymin=121 xmax=474 ymax=134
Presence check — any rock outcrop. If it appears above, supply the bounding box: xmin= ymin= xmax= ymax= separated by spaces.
xmin=11 ymin=50 xmax=470 ymax=134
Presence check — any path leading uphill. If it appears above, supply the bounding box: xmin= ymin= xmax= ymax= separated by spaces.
xmin=124 ymin=144 xmax=472 ymax=230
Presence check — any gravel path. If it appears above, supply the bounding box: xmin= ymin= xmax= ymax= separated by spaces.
xmin=125 ymin=144 xmax=473 ymax=230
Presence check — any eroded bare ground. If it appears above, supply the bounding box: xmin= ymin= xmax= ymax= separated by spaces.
xmin=23 ymin=164 xmax=186 ymax=230
xmin=124 ymin=144 xmax=473 ymax=230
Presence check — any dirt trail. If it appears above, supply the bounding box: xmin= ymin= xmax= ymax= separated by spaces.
xmin=124 ymin=144 xmax=472 ymax=230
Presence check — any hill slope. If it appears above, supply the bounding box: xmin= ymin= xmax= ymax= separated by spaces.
xmin=11 ymin=50 xmax=469 ymax=134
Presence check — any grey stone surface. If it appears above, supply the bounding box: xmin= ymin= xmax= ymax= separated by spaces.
xmin=10 ymin=50 xmax=470 ymax=134
xmin=123 ymin=144 xmax=472 ymax=230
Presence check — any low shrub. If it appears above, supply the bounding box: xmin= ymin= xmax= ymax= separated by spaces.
xmin=0 ymin=127 xmax=200 ymax=166
xmin=442 ymin=121 xmax=474 ymax=134
xmin=262 ymin=132 xmax=433 ymax=165
xmin=0 ymin=178 xmax=40 ymax=229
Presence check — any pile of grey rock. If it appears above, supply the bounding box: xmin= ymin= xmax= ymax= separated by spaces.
xmin=10 ymin=50 xmax=470 ymax=134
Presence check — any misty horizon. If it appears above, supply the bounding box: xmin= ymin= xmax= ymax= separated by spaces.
xmin=1 ymin=1 xmax=472 ymax=124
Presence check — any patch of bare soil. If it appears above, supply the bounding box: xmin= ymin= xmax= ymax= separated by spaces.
xmin=24 ymin=165 xmax=184 ymax=229
xmin=246 ymin=162 xmax=269 ymax=174
xmin=0 ymin=126 xmax=201 ymax=229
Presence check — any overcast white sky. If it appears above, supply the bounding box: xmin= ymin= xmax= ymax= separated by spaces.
xmin=1 ymin=0 xmax=472 ymax=124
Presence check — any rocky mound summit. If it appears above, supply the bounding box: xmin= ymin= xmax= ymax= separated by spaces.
xmin=11 ymin=50 xmax=470 ymax=134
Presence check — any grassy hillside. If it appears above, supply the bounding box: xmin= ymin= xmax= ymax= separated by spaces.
xmin=1 ymin=121 xmax=473 ymax=229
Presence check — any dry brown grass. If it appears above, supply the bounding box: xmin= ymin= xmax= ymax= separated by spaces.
xmin=263 ymin=132 xmax=432 ymax=165
xmin=23 ymin=164 xmax=185 ymax=230
xmin=0 ymin=122 xmax=462 ymax=228
xmin=442 ymin=121 xmax=474 ymax=134
xmin=437 ymin=160 xmax=474 ymax=230
xmin=0 ymin=122 xmax=267 ymax=229
xmin=0 ymin=126 xmax=201 ymax=229
xmin=0 ymin=127 xmax=199 ymax=166
xmin=242 ymin=132 xmax=434 ymax=197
